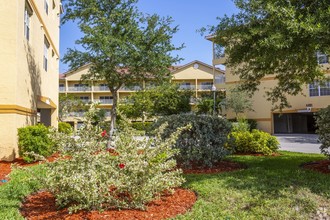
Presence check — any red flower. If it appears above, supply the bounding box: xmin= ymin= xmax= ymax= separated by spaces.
xmin=118 ymin=163 xmax=125 ymax=169
xmin=101 ymin=130 xmax=107 ymax=137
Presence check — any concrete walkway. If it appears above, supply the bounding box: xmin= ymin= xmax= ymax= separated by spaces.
xmin=275 ymin=134 xmax=321 ymax=154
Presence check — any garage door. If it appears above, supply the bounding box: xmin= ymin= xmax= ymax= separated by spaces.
xmin=273 ymin=113 xmax=316 ymax=134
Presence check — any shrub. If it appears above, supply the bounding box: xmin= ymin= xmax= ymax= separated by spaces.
xmin=40 ymin=114 xmax=186 ymax=212
xmin=315 ymin=106 xmax=330 ymax=158
xmin=131 ymin=121 xmax=153 ymax=131
xmin=229 ymin=129 xmax=279 ymax=155
xmin=149 ymin=114 xmax=233 ymax=168
xmin=58 ymin=122 xmax=73 ymax=134
xmin=18 ymin=124 xmax=54 ymax=163
xmin=229 ymin=118 xmax=258 ymax=131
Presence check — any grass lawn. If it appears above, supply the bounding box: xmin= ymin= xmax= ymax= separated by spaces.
xmin=1 ymin=151 xmax=329 ymax=219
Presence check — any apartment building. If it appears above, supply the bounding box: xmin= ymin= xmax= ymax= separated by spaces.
xmin=0 ymin=0 xmax=62 ymax=161
xmin=208 ymin=38 xmax=330 ymax=134
xmin=59 ymin=60 xmax=225 ymax=129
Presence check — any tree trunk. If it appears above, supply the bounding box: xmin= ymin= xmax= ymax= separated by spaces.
xmin=108 ymin=89 xmax=118 ymax=148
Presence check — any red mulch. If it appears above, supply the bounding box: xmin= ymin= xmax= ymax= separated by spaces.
xmin=1 ymin=155 xmax=245 ymax=220
xmin=0 ymin=154 xmax=59 ymax=186
xmin=301 ymin=160 xmax=330 ymax=174
xmin=20 ymin=188 xmax=196 ymax=220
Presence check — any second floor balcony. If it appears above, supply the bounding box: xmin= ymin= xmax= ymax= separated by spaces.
xmin=94 ymin=99 xmax=113 ymax=105
xmin=68 ymin=86 xmax=91 ymax=92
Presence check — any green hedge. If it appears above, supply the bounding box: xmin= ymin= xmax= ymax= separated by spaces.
xmin=131 ymin=121 xmax=153 ymax=131
xmin=18 ymin=124 xmax=55 ymax=163
xmin=150 ymin=114 xmax=233 ymax=168
xmin=229 ymin=129 xmax=279 ymax=155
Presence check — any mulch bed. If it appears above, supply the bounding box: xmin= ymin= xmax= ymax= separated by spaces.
xmin=1 ymin=155 xmax=245 ymax=219
xmin=301 ymin=160 xmax=330 ymax=174
xmin=20 ymin=188 xmax=196 ymax=220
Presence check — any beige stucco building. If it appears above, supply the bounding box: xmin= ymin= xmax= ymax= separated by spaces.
xmin=59 ymin=60 xmax=225 ymax=129
xmin=208 ymin=38 xmax=330 ymax=134
xmin=0 ymin=0 xmax=62 ymax=161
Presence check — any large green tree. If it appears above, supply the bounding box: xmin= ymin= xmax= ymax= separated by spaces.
xmin=207 ymin=0 xmax=330 ymax=109
xmin=120 ymin=83 xmax=192 ymax=121
xmin=58 ymin=94 xmax=86 ymax=121
xmin=62 ymin=0 xmax=182 ymax=140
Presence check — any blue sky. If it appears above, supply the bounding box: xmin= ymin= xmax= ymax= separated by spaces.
xmin=59 ymin=0 xmax=238 ymax=73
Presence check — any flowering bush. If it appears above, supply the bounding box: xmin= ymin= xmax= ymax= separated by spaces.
xmin=40 ymin=105 xmax=186 ymax=212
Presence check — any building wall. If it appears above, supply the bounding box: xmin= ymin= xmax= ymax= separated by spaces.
xmin=0 ymin=0 xmax=61 ymax=161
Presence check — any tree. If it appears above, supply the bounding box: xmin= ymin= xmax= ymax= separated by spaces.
xmin=196 ymin=92 xmax=225 ymax=115
xmin=224 ymin=87 xmax=253 ymax=119
xmin=206 ymin=0 xmax=330 ymax=109
xmin=62 ymin=0 xmax=183 ymax=143
xmin=120 ymin=83 xmax=192 ymax=121
xmin=58 ymin=94 xmax=86 ymax=121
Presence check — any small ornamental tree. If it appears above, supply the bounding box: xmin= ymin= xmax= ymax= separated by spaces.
xmin=315 ymin=106 xmax=330 ymax=158
xmin=62 ymin=0 xmax=183 ymax=143
xmin=224 ymin=87 xmax=254 ymax=119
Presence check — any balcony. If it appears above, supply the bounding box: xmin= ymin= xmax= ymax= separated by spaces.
xmin=179 ymin=85 xmax=196 ymax=90
xmin=120 ymin=86 xmax=142 ymax=91
xmin=94 ymin=99 xmax=113 ymax=105
xmin=59 ymin=87 xmax=66 ymax=92
xmin=94 ymin=85 xmax=109 ymax=91
xmin=68 ymin=111 xmax=85 ymax=117
xmin=68 ymin=86 xmax=91 ymax=92
xmin=198 ymin=84 xmax=213 ymax=91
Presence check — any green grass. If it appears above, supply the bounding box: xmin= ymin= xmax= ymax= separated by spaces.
xmin=1 ymin=151 xmax=329 ymax=219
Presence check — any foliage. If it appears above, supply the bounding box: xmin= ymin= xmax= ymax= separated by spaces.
xmin=150 ymin=114 xmax=233 ymax=168
xmin=62 ymin=0 xmax=183 ymax=137
xmin=205 ymin=0 xmax=329 ymax=109
xmin=229 ymin=129 xmax=279 ymax=155
xmin=229 ymin=118 xmax=258 ymax=131
xmin=196 ymin=91 xmax=225 ymax=115
xmin=17 ymin=124 xmax=54 ymax=163
xmin=131 ymin=121 xmax=153 ymax=131
xmin=58 ymin=94 xmax=86 ymax=121
xmin=40 ymin=113 xmax=186 ymax=212
xmin=224 ymin=87 xmax=254 ymax=119
xmin=2 ymin=152 xmax=330 ymax=219
xmin=315 ymin=106 xmax=330 ymax=158
xmin=84 ymin=102 xmax=106 ymax=126
xmin=120 ymin=83 xmax=192 ymax=120
xmin=58 ymin=122 xmax=73 ymax=134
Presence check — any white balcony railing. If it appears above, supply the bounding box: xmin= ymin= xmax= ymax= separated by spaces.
xmin=59 ymin=87 xmax=65 ymax=92
xmin=198 ymin=84 xmax=213 ymax=90
xmin=179 ymin=85 xmax=196 ymax=90
xmin=68 ymin=86 xmax=91 ymax=92
xmin=94 ymin=86 xmax=109 ymax=91
xmin=68 ymin=112 xmax=85 ymax=117
xmin=94 ymin=99 xmax=113 ymax=105
xmin=120 ymin=86 xmax=142 ymax=91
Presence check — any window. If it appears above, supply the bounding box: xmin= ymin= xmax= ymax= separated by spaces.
xmin=79 ymin=96 xmax=90 ymax=103
xmin=179 ymin=82 xmax=191 ymax=90
xmin=59 ymin=84 xmax=65 ymax=91
xmin=99 ymin=96 xmax=113 ymax=104
xmin=24 ymin=3 xmax=32 ymax=41
xmin=43 ymin=37 xmax=50 ymax=71
xmin=200 ymin=82 xmax=213 ymax=90
xmin=215 ymin=75 xmax=225 ymax=84
xmin=316 ymin=52 xmax=328 ymax=64
xmin=44 ymin=0 xmax=49 ymax=14
xmin=309 ymin=81 xmax=330 ymax=97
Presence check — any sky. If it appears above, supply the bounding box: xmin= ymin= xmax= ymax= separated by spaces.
xmin=59 ymin=0 xmax=239 ymax=74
